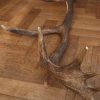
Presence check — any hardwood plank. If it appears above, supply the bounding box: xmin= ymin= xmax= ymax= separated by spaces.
xmin=0 ymin=41 xmax=47 ymax=84
xmin=17 ymin=8 xmax=41 ymax=29
xmin=2 ymin=0 xmax=27 ymax=22
xmin=28 ymin=12 xmax=48 ymax=30
xmin=79 ymin=37 xmax=100 ymax=46
xmin=0 ymin=0 xmax=20 ymax=21
xmin=91 ymin=46 xmax=100 ymax=74
xmin=85 ymin=0 xmax=97 ymax=15
xmin=70 ymin=28 xmax=100 ymax=39
xmin=8 ymin=0 xmax=34 ymax=27
xmin=73 ymin=18 xmax=100 ymax=31
xmin=96 ymin=2 xmax=100 ymax=19
xmin=0 ymin=93 xmax=27 ymax=100
xmin=0 ymin=0 xmax=10 ymax=9
xmin=74 ymin=8 xmax=96 ymax=19
xmin=0 ymin=77 xmax=66 ymax=100
xmin=75 ymin=0 xmax=87 ymax=8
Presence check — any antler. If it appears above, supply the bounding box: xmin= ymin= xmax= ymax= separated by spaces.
xmin=0 ymin=0 xmax=72 ymax=65
xmin=1 ymin=0 xmax=99 ymax=100
xmin=37 ymin=26 xmax=98 ymax=100
xmin=37 ymin=0 xmax=100 ymax=100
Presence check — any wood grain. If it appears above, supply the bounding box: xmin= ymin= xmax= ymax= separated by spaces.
xmin=0 ymin=0 xmax=100 ymax=99
xmin=0 ymin=77 xmax=66 ymax=100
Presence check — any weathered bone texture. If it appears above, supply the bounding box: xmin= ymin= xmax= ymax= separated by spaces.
xmin=0 ymin=0 xmax=99 ymax=100
xmin=37 ymin=27 xmax=98 ymax=100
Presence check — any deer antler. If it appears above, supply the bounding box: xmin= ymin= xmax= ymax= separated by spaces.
xmin=37 ymin=26 xmax=99 ymax=100
xmin=1 ymin=0 xmax=99 ymax=100
xmin=0 ymin=0 xmax=72 ymax=66
xmin=37 ymin=0 xmax=100 ymax=100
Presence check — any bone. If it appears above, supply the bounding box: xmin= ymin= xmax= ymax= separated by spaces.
xmin=1 ymin=25 xmax=7 ymax=30
xmin=0 ymin=24 xmax=60 ymax=36
xmin=1 ymin=0 xmax=99 ymax=100
xmin=37 ymin=1 xmax=99 ymax=100
xmin=86 ymin=46 xmax=89 ymax=50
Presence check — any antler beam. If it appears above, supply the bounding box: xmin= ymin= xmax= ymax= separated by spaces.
xmin=1 ymin=0 xmax=99 ymax=100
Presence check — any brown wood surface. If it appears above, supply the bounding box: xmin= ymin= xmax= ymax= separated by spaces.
xmin=0 ymin=0 xmax=100 ymax=100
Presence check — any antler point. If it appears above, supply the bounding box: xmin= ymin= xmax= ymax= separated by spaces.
xmin=0 ymin=25 xmax=7 ymax=30
xmin=86 ymin=46 xmax=89 ymax=50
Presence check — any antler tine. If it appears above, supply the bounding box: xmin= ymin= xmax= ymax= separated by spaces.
xmin=38 ymin=27 xmax=49 ymax=61
xmin=76 ymin=46 xmax=88 ymax=65
xmin=72 ymin=46 xmax=89 ymax=68
xmin=61 ymin=46 xmax=89 ymax=70
xmin=37 ymin=26 xmax=61 ymax=69
xmin=50 ymin=0 xmax=74 ymax=65
xmin=0 ymin=24 xmax=61 ymax=36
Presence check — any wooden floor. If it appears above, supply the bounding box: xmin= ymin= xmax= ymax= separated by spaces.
xmin=0 ymin=0 xmax=100 ymax=100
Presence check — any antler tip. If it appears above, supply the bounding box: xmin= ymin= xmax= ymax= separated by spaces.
xmin=37 ymin=26 xmax=43 ymax=41
xmin=86 ymin=46 xmax=89 ymax=50
xmin=91 ymin=96 xmax=95 ymax=100
xmin=38 ymin=26 xmax=41 ymax=31
xmin=0 ymin=25 xmax=7 ymax=30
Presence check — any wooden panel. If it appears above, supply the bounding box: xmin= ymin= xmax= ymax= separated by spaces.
xmin=96 ymin=2 xmax=100 ymax=19
xmin=17 ymin=8 xmax=41 ymax=29
xmin=75 ymin=0 xmax=87 ymax=8
xmin=0 ymin=0 xmax=100 ymax=100
xmin=0 ymin=94 xmax=26 ymax=100
xmin=0 ymin=77 xmax=66 ymax=100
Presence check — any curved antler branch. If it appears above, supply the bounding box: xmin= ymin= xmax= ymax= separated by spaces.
xmin=0 ymin=0 xmax=73 ymax=66
xmin=50 ymin=0 xmax=74 ymax=64
xmin=37 ymin=25 xmax=99 ymax=100
xmin=37 ymin=1 xmax=100 ymax=100
xmin=1 ymin=0 xmax=99 ymax=100
xmin=0 ymin=25 xmax=61 ymax=36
